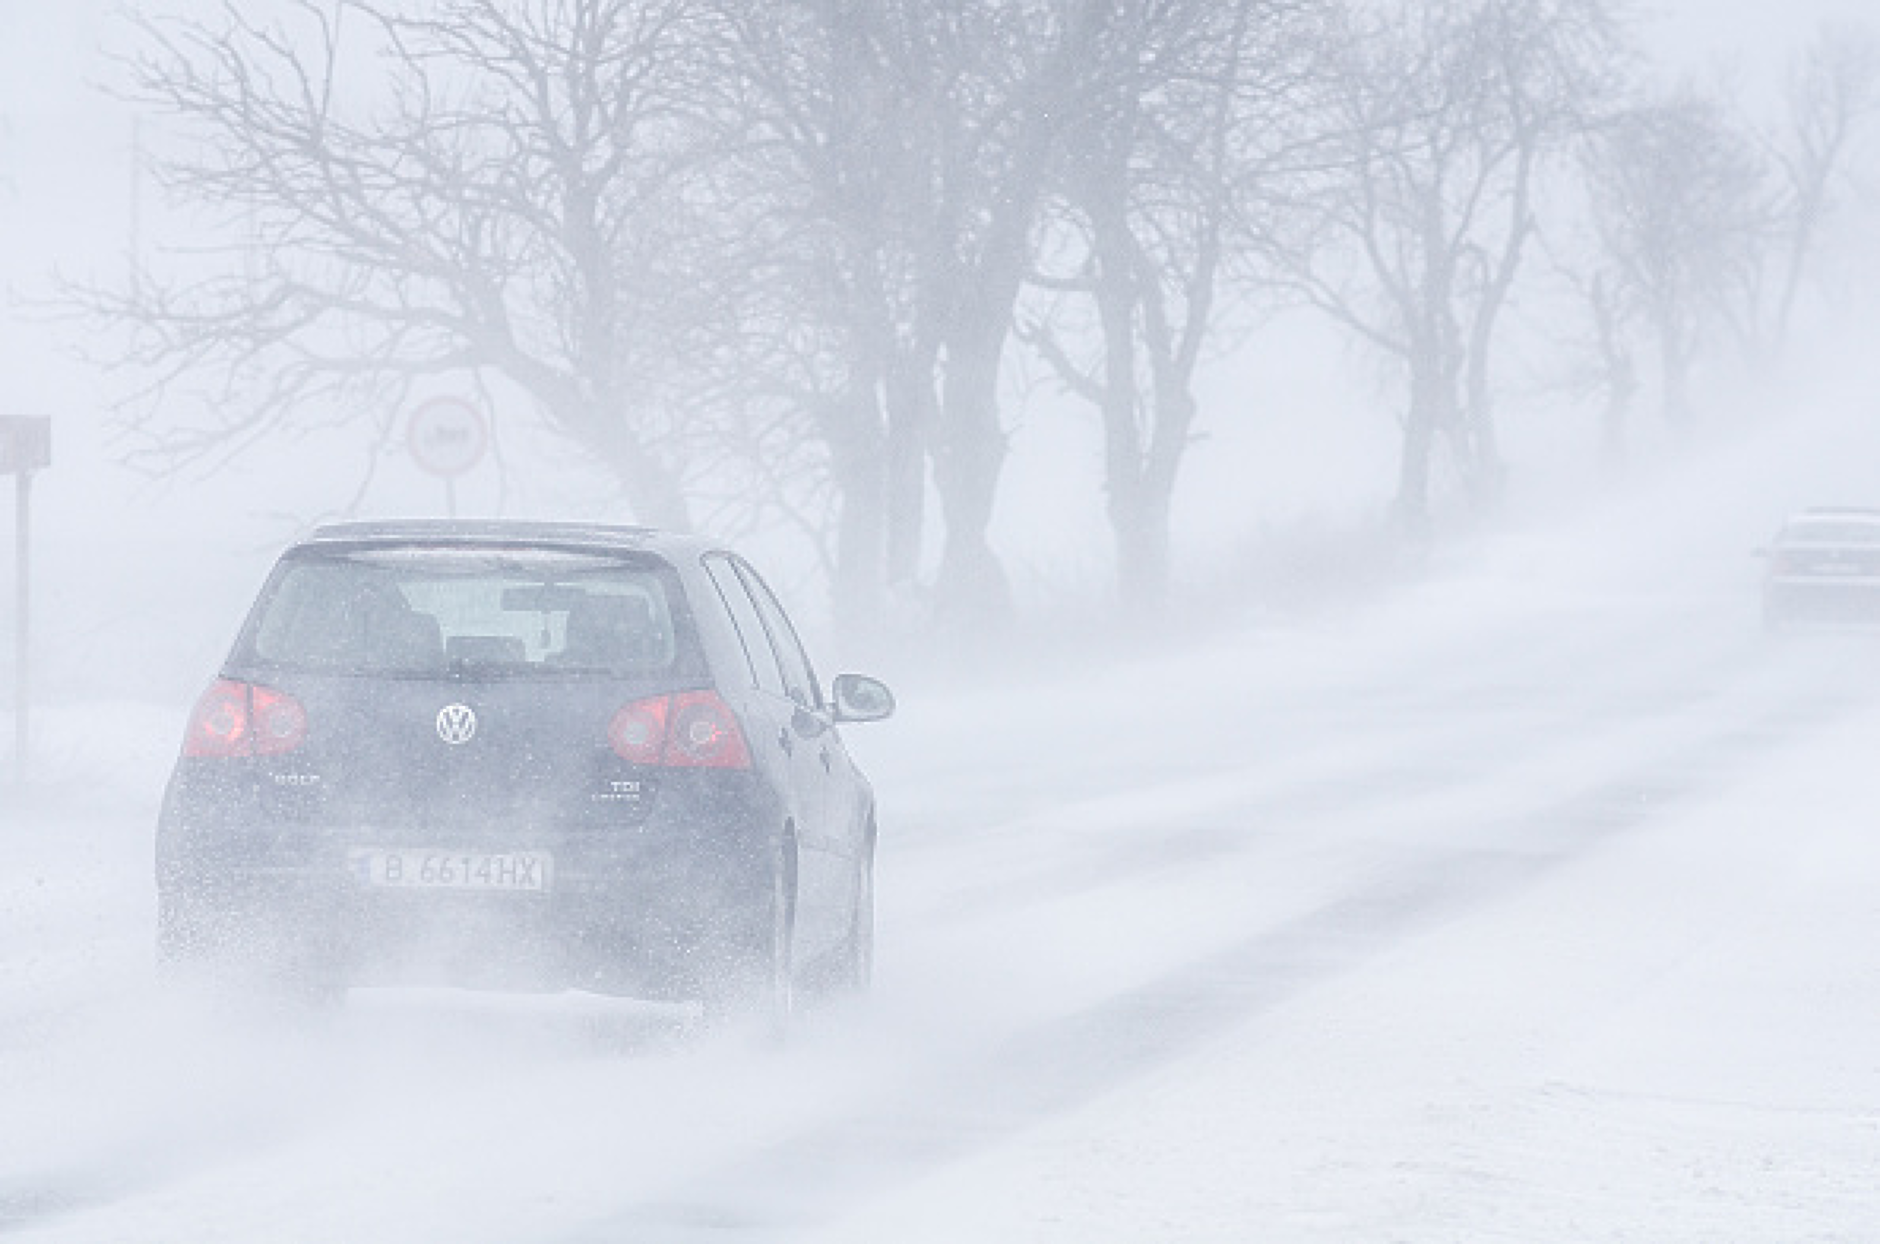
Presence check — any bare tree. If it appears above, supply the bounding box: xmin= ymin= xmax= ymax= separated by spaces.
xmin=1552 ymin=25 xmax=1877 ymax=459
xmin=1546 ymin=254 xmax=1641 ymax=466
xmin=1583 ymin=88 xmax=1776 ymax=429
xmin=1024 ymin=0 xmax=1327 ymax=613
xmin=1275 ymin=0 xmax=1619 ymax=529
xmin=917 ymin=2 xmax=1121 ymax=625
xmin=96 ymin=0 xmax=728 ymax=527
xmin=701 ymin=0 xmax=953 ymax=620
xmin=98 ymin=0 xmax=1191 ymax=630
xmin=1766 ymin=20 xmax=1880 ymax=353
xmin=713 ymin=1 xmax=1126 ymax=627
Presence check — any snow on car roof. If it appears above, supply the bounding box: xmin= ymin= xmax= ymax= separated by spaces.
xmin=297 ymin=519 xmax=728 ymax=560
xmin=1779 ymin=511 xmax=1880 ymax=542
xmin=307 ymin=519 xmax=659 ymax=545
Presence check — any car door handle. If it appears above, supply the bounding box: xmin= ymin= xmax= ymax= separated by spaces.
xmin=778 ymin=727 xmax=794 ymax=756
xmin=819 ymin=748 xmax=832 ymax=772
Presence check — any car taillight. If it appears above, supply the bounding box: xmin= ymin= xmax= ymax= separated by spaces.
xmin=665 ymin=691 xmax=753 ymax=768
xmin=608 ymin=691 xmax=751 ymax=769
xmin=607 ymin=696 xmax=671 ymax=765
xmin=183 ymin=679 xmax=308 ymax=758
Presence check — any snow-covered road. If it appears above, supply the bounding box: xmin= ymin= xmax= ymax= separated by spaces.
xmin=7 ymin=499 xmax=1880 ymax=1242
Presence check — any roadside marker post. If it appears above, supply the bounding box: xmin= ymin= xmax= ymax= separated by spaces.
xmin=1 ymin=416 xmax=51 ymax=787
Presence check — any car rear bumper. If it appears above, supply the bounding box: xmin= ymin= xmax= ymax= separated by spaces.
xmin=156 ymin=793 xmax=781 ymax=999
xmin=1765 ymin=578 xmax=1880 ymax=623
xmin=161 ymin=870 xmax=751 ymax=998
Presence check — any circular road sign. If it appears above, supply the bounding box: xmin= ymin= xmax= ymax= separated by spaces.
xmin=407 ymin=397 xmax=488 ymax=479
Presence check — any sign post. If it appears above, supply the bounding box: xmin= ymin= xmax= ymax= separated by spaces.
xmin=2 ymin=416 xmax=51 ymax=786
xmin=406 ymin=398 xmax=488 ymax=516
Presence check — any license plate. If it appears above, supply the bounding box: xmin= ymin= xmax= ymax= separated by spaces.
xmin=348 ymin=849 xmax=551 ymax=892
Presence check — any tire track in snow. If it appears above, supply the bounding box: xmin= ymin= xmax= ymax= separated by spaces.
xmin=6 ymin=642 xmax=1866 ymax=1238
xmin=559 ymin=697 xmax=1859 ymax=1242
xmin=892 ymin=638 xmax=1847 ymax=937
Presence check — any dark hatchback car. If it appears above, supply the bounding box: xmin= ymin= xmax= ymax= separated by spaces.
xmin=156 ymin=520 xmax=894 ymax=1028
xmin=1758 ymin=508 xmax=1880 ymax=629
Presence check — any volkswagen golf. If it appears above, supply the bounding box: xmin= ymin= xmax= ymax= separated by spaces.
xmin=154 ymin=520 xmax=895 ymax=1030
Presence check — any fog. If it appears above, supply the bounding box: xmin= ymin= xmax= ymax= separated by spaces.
xmin=7 ymin=1 xmax=1880 ymax=1240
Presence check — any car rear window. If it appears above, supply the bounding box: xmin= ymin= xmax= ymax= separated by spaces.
xmin=1781 ymin=520 xmax=1880 ymax=545
xmin=240 ymin=547 xmax=689 ymax=677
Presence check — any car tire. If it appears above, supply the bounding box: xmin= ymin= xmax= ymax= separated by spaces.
xmin=275 ymin=966 xmax=348 ymax=1012
xmin=700 ymin=851 xmax=795 ymax=1040
xmin=837 ymin=847 xmax=875 ymax=997
xmin=156 ymin=890 xmax=345 ymax=1010
xmin=155 ymin=890 xmax=208 ymax=984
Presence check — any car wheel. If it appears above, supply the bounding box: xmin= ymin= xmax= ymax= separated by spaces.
xmin=155 ymin=890 xmax=207 ymax=983
xmin=274 ymin=965 xmax=348 ymax=1012
xmin=760 ymin=863 xmax=796 ymax=1038
xmin=157 ymin=891 xmax=344 ymax=1010
xmin=701 ymin=851 xmax=795 ymax=1040
xmin=839 ymin=848 xmax=875 ymax=996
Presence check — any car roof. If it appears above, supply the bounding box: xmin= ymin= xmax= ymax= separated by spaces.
xmin=1776 ymin=510 xmax=1880 ymax=540
xmin=300 ymin=519 xmax=717 ymax=560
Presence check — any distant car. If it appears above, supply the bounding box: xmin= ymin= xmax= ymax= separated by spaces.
xmin=1757 ymin=508 xmax=1880 ymax=629
xmin=155 ymin=520 xmax=895 ymax=1031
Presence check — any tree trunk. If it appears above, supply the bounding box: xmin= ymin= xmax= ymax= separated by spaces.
xmin=1659 ymin=321 xmax=1693 ymax=430
xmin=930 ymin=196 xmax=1043 ymax=631
xmin=1093 ymin=219 xmax=1189 ymax=621
xmin=1396 ymin=359 xmax=1443 ymax=532
xmin=1087 ymin=167 xmax=1155 ymax=618
xmin=827 ymin=383 xmax=888 ymax=624
xmin=1462 ymin=312 xmax=1505 ymax=508
xmin=1397 ymin=417 xmax=1435 ymax=532
xmin=883 ymin=345 xmax=936 ymax=589
xmin=1400 ymin=208 xmax=1456 ymax=530
xmin=933 ymin=311 xmax=1014 ymax=629
xmin=608 ymin=445 xmax=691 ymax=532
xmin=1460 ymin=144 xmax=1534 ymax=511
xmin=1113 ymin=489 xmax=1171 ymax=617
xmin=555 ymin=395 xmax=692 ymax=530
xmin=1136 ymin=382 xmax=1195 ymax=610
xmin=1590 ymin=275 xmax=1635 ymax=470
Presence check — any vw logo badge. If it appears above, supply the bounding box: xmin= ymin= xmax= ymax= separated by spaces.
xmin=436 ymin=703 xmax=478 ymax=746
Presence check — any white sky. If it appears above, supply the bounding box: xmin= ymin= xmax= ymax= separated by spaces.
xmin=1 ymin=0 xmax=1877 ymax=697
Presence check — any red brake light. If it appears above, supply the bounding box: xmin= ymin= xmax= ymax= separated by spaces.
xmin=607 ymin=696 xmax=670 ymax=765
xmin=184 ymin=679 xmax=307 ymax=758
xmin=185 ymin=680 xmax=250 ymax=757
xmin=608 ymin=692 xmax=750 ymax=769
xmin=250 ymin=685 xmax=309 ymax=755
xmin=664 ymin=691 xmax=752 ymax=768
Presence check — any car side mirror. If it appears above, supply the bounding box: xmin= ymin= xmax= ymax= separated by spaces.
xmin=831 ymin=673 xmax=895 ymax=723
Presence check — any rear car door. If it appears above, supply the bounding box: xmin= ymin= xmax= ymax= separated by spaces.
xmin=703 ymin=556 xmax=850 ymax=959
